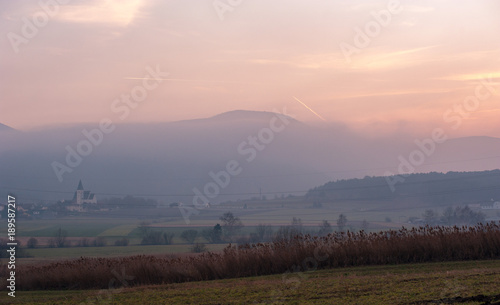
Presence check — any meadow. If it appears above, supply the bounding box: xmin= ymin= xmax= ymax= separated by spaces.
xmin=2 ymin=198 xmax=499 ymax=265
xmin=4 ymin=259 xmax=500 ymax=304
xmin=1 ymin=200 xmax=499 ymax=304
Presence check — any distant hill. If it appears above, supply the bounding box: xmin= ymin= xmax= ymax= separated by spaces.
xmin=0 ymin=123 xmax=15 ymax=132
xmin=0 ymin=111 xmax=499 ymax=203
xmin=210 ymin=110 xmax=298 ymax=122
xmin=173 ymin=110 xmax=300 ymax=126
xmin=306 ymin=170 xmax=500 ymax=206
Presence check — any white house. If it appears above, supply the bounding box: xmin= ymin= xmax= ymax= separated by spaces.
xmin=481 ymin=201 xmax=500 ymax=210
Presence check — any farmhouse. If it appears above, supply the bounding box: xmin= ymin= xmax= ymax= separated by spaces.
xmin=481 ymin=201 xmax=500 ymax=210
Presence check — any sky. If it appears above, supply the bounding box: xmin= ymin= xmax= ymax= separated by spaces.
xmin=1 ymin=0 xmax=499 ymax=137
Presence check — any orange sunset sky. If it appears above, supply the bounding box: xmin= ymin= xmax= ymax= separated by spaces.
xmin=1 ymin=0 xmax=499 ymax=137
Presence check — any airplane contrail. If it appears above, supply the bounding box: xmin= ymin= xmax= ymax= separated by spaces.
xmin=124 ymin=77 xmax=264 ymax=85
xmin=292 ymin=96 xmax=327 ymax=121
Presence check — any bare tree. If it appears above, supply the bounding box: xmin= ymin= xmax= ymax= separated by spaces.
xmin=442 ymin=207 xmax=454 ymax=226
xmin=337 ymin=214 xmax=347 ymax=232
xmin=423 ymin=209 xmax=437 ymax=225
xmin=291 ymin=217 xmax=303 ymax=235
xmin=138 ymin=221 xmax=152 ymax=237
xmin=220 ymin=212 xmax=244 ymax=239
xmin=55 ymin=227 xmax=68 ymax=248
xmin=362 ymin=219 xmax=369 ymax=231
xmin=251 ymin=224 xmax=273 ymax=242
xmin=318 ymin=220 xmax=332 ymax=236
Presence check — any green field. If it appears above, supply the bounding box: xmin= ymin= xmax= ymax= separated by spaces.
xmin=5 ymin=259 xmax=500 ymax=304
xmin=0 ymin=203 xmax=451 ymax=241
xmin=7 ymin=218 xmax=139 ymax=238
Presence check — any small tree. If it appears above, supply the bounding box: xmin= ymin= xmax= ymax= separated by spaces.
xmin=318 ymin=220 xmax=332 ymax=236
xmin=291 ymin=217 xmax=303 ymax=236
xmin=220 ymin=212 xmax=243 ymax=240
xmin=48 ymin=238 xmax=56 ymax=248
xmin=214 ymin=224 xmax=222 ymax=242
xmin=163 ymin=232 xmax=175 ymax=245
xmin=442 ymin=207 xmax=454 ymax=225
xmin=191 ymin=243 xmax=207 ymax=253
xmin=78 ymin=238 xmax=91 ymax=247
xmin=181 ymin=229 xmax=198 ymax=244
xmin=141 ymin=231 xmax=161 ymax=245
xmin=27 ymin=237 xmax=38 ymax=249
xmin=114 ymin=238 xmax=129 ymax=246
xmin=55 ymin=227 xmax=68 ymax=248
xmin=362 ymin=219 xmax=369 ymax=231
xmin=202 ymin=224 xmax=223 ymax=243
xmin=453 ymin=206 xmax=485 ymax=225
xmin=273 ymin=226 xmax=293 ymax=243
xmin=138 ymin=221 xmax=152 ymax=237
xmin=94 ymin=237 xmax=107 ymax=247
xmin=423 ymin=209 xmax=437 ymax=225
xmin=254 ymin=224 xmax=273 ymax=242
xmin=337 ymin=214 xmax=347 ymax=232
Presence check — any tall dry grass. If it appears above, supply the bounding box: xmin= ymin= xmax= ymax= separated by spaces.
xmin=3 ymin=223 xmax=500 ymax=290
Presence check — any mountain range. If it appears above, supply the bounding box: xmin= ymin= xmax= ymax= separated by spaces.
xmin=0 ymin=123 xmax=16 ymax=132
xmin=0 ymin=110 xmax=499 ymax=204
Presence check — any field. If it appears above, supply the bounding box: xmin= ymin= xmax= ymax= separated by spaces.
xmin=2 ymin=197 xmax=500 ymax=304
xmin=2 ymin=199 xmax=499 ymax=265
xmin=5 ymin=259 xmax=500 ymax=304
xmin=21 ymin=244 xmax=227 ymax=261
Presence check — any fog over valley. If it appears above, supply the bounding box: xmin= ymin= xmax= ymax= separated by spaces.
xmin=1 ymin=110 xmax=498 ymax=204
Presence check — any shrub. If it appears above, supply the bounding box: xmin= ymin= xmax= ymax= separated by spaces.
xmin=93 ymin=237 xmax=107 ymax=247
xmin=337 ymin=214 xmax=347 ymax=232
xmin=362 ymin=220 xmax=369 ymax=231
xmin=114 ymin=238 xmax=129 ymax=246
xmin=141 ymin=231 xmax=174 ymax=245
xmin=191 ymin=243 xmax=207 ymax=253
xmin=318 ymin=220 xmax=332 ymax=236
xmin=181 ymin=230 xmax=198 ymax=244
xmin=47 ymin=238 xmax=56 ymax=248
xmin=202 ymin=224 xmax=223 ymax=243
xmin=27 ymin=237 xmax=38 ymax=249
xmin=78 ymin=238 xmax=91 ymax=247
xmin=163 ymin=233 xmax=174 ymax=245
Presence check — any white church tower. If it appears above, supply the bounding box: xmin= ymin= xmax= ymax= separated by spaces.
xmin=73 ymin=180 xmax=97 ymax=204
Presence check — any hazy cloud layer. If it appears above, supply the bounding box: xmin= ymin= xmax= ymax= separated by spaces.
xmin=1 ymin=111 xmax=498 ymax=203
xmin=0 ymin=0 xmax=499 ymax=136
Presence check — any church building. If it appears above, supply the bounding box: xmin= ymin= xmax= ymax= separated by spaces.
xmin=73 ymin=180 xmax=97 ymax=204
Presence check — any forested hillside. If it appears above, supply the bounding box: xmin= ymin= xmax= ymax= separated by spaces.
xmin=306 ymin=170 xmax=500 ymax=205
